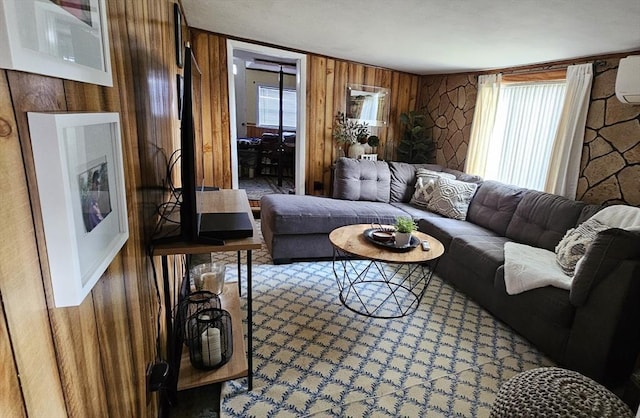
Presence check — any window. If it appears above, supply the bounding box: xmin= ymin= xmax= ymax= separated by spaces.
xmin=485 ymin=80 xmax=567 ymax=190
xmin=257 ymin=85 xmax=297 ymax=129
xmin=467 ymin=65 xmax=593 ymax=198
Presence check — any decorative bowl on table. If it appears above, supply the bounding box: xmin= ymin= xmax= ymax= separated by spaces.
xmin=371 ymin=230 xmax=395 ymax=242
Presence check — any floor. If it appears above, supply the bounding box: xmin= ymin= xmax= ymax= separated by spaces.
xmin=238 ymin=174 xmax=295 ymax=203
xmin=170 ymin=383 xmax=221 ymax=417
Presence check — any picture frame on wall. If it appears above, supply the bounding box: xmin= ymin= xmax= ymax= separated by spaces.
xmin=177 ymin=73 xmax=184 ymax=119
xmin=174 ymin=2 xmax=183 ymax=68
xmin=27 ymin=112 xmax=129 ymax=307
xmin=0 ymin=0 xmax=112 ymax=86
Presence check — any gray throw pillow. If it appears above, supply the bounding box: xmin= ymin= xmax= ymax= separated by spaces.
xmin=426 ymin=177 xmax=478 ymax=220
xmin=555 ymin=217 xmax=608 ymax=276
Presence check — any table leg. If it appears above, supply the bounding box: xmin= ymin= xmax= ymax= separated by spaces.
xmin=237 ymin=251 xmax=242 ymax=297
xmin=247 ymin=249 xmax=253 ymax=391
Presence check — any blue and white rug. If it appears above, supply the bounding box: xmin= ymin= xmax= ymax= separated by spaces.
xmin=214 ymin=245 xmax=554 ymax=417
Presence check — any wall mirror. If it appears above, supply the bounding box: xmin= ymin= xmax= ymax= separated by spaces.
xmin=346 ymin=84 xmax=390 ymax=127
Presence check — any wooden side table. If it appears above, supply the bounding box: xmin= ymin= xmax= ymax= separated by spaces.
xmin=151 ymin=190 xmax=261 ymax=404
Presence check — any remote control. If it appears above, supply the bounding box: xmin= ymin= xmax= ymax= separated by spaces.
xmin=421 ymin=240 xmax=430 ymax=251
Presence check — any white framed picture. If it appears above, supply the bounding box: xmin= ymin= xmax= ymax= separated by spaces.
xmin=27 ymin=112 xmax=128 ymax=307
xmin=0 ymin=0 xmax=112 ymax=86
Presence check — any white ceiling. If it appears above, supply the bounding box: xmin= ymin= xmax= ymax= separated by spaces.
xmin=182 ymin=0 xmax=640 ymax=75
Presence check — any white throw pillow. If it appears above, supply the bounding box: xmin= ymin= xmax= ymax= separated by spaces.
xmin=426 ymin=177 xmax=478 ymax=220
xmin=410 ymin=169 xmax=455 ymax=208
xmin=555 ymin=217 xmax=608 ymax=276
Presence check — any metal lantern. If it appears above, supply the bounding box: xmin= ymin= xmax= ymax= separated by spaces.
xmin=185 ymin=308 xmax=233 ymax=370
xmin=177 ymin=291 xmax=220 ymax=346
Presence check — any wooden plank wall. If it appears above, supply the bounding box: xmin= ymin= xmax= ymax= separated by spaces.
xmin=190 ymin=30 xmax=421 ymax=196
xmin=0 ymin=0 xmax=187 ymax=416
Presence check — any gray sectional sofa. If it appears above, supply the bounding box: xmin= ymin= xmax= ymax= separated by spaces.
xmin=260 ymin=157 xmax=640 ymax=389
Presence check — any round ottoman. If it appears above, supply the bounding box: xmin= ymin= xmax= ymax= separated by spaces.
xmin=490 ymin=367 xmax=634 ymax=418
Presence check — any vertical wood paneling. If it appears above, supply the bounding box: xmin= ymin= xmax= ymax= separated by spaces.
xmin=0 ymin=71 xmax=66 ymax=417
xmin=177 ymin=30 xmax=420 ymax=196
xmin=191 ymin=29 xmax=232 ymax=189
xmin=0 ymin=294 xmax=25 ymax=417
xmin=0 ymin=0 xmax=183 ymax=416
xmin=4 ymin=72 xmax=70 ymax=418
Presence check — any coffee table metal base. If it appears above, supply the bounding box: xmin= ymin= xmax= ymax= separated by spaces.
xmin=332 ymin=248 xmax=437 ymax=318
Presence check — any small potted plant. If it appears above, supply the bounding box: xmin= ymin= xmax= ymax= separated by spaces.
xmin=394 ymin=216 xmax=417 ymax=247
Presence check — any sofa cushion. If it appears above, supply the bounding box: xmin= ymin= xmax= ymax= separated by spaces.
xmin=570 ymin=228 xmax=640 ymax=306
xmin=442 ymin=168 xmax=483 ymax=184
xmin=494 ymin=266 xmax=576 ymax=331
xmin=410 ymin=169 xmax=456 ymax=208
xmin=448 ymin=235 xmax=511 ymax=283
xmin=261 ymin=194 xmax=407 ymax=236
xmin=391 ymin=202 xmax=444 ymax=221
xmin=332 ymin=157 xmax=391 ymax=202
xmin=426 ymin=177 xmax=478 ymax=220
xmin=467 ymin=180 xmax=524 ymax=236
xmin=418 ymin=217 xmax=499 ymax=250
xmin=505 ymin=190 xmax=585 ymax=251
xmin=388 ymin=161 xmax=443 ymax=203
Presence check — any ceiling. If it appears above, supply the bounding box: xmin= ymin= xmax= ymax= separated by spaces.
xmin=182 ymin=0 xmax=640 ymax=75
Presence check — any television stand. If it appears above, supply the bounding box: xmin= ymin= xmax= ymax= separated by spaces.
xmin=150 ymin=189 xmax=261 ymax=406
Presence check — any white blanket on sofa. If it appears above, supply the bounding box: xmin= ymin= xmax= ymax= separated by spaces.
xmin=503 ymin=242 xmax=572 ymax=295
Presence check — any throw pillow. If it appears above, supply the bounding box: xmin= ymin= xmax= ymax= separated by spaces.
xmin=555 ymin=217 xmax=608 ymax=276
xmin=410 ymin=169 xmax=455 ymax=208
xmin=426 ymin=177 xmax=478 ymax=220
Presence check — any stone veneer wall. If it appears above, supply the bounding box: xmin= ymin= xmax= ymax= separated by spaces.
xmin=419 ymin=75 xmax=477 ymax=171
xmin=578 ymin=58 xmax=640 ymax=205
xmin=418 ymin=54 xmax=640 ymax=206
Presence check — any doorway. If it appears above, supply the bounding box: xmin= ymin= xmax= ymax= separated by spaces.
xmin=226 ymin=40 xmax=307 ymax=202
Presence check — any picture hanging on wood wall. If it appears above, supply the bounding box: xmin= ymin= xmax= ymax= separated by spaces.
xmin=0 ymin=0 xmax=112 ymax=86
xmin=27 ymin=112 xmax=129 ymax=307
xmin=174 ymin=3 xmax=184 ymax=68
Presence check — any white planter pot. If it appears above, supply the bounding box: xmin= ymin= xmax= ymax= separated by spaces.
xmin=395 ymin=232 xmax=412 ymax=247
xmin=348 ymin=143 xmax=365 ymax=159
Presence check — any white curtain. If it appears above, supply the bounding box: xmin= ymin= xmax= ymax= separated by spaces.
xmin=544 ymin=63 xmax=593 ymax=198
xmin=465 ymin=74 xmax=501 ymax=176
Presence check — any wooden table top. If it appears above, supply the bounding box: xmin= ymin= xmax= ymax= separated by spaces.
xmin=329 ymin=224 xmax=444 ymax=263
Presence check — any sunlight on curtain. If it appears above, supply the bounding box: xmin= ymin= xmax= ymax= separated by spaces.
xmin=465 ymin=74 xmax=501 ymax=176
xmin=487 ymin=82 xmax=567 ymax=190
xmin=544 ymin=64 xmax=593 ymax=198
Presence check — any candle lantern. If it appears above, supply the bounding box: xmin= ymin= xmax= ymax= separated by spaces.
xmin=177 ymin=291 xmax=220 ymax=346
xmin=185 ymin=307 xmax=233 ymax=370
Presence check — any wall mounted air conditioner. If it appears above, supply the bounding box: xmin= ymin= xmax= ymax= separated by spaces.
xmin=615 ymin=55 xmax=640 ymax=104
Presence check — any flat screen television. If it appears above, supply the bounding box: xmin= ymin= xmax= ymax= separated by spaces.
xmin=179 ymin=45 xmax=252 ymax=244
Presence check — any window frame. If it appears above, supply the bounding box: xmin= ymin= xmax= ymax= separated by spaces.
xmin=256 ymin=84 xmax=297 ymax=130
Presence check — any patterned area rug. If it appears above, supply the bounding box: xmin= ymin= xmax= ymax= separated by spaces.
xmin=213 ymin=242 xmax=554 ymax=417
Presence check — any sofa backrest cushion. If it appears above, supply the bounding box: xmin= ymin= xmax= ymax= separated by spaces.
xmin=388 ymin=161 xmax=443 ymax=203
xmin=505 ymin=190 xmax=586 ymax=251
xmin=332 ymin=157 xmax=391 ymax=202
xmin=467 ymin=180 xmax=525 ymax=236
xmin=570 ymin=228 xmax=640 ymax=306
xmin=442 ymin=168 xmax=484 ymax=184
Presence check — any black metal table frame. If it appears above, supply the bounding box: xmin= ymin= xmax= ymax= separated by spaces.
xmin=332 ymin=248 xmax=438 ymax=319
xmin=161 ymin=249 xmax=253 ymax=406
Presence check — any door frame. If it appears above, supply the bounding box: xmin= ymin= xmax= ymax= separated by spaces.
xmin=226 ymin=39 xmax=307 ymax=195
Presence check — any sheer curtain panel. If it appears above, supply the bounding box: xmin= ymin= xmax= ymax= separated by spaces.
xmin=465 ymin=74 xmax=501 ymax=177
xmin=544 ymin=63 xmax=593 ymax=198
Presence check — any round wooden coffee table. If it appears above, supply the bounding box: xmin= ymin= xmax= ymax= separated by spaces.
xmin=329 ymin=224 xmax=444 ymax=318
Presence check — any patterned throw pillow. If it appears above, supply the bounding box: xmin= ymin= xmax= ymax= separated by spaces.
xmin=410 ymin=169 xmax=456 ymax=208
xmin=555 ymin=218 xmax=608 ymax=276
xmin=426 ymin=177 xmax=478 ymax=220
